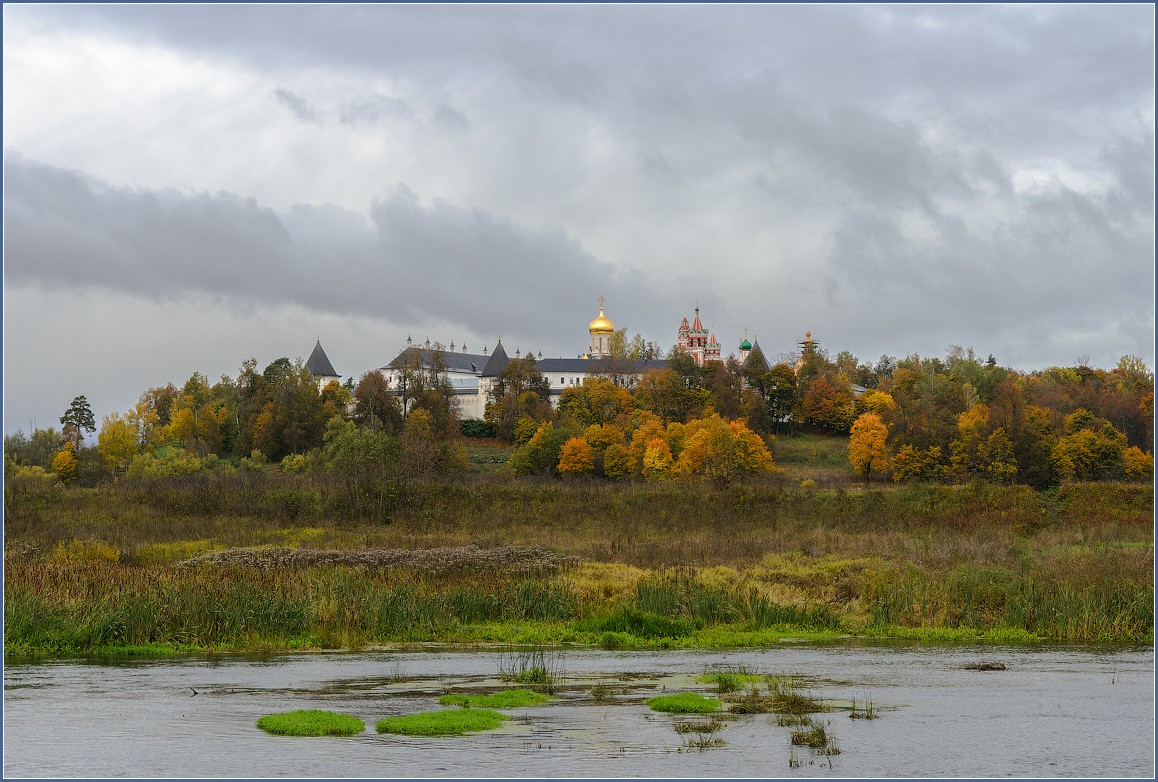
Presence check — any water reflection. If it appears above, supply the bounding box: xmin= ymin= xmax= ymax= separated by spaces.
xmin=4 ymin=639 xmax=1154 ymax=778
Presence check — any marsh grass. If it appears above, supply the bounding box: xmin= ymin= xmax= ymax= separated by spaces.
xmin=497 ymin=648 xmax=564 ymax=693
xmin=5 ymin=474 xmax=1152 ymax=652
xmin=683 ymin=734 xmax=727 ymax=750
xmin=790 ymin=717 xmax=841 ymax=754
xmin=590 ymin=681 xmax=610 ymax=702
xmin=725 ymin=679 xmax=829 ymax=715
xmin=256 ymin=710 xmax=364 ymax=736
xmin=776 ymin=713 xmax=812 ymax=727
xmin=375 ymin=709 xmax=509 ymax=736
xmin=438 ymin=689 xmax=554 ymax=709
xmin=848 ymin=698 xmax=878 ymax=719
xmin=675 ymin=719 xmax=725 ymax=733
xmin=697 ymin=664 xmax=767 ymax=694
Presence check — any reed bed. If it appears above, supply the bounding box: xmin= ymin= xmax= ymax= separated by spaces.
xmin=4 ymin=473 xmax=1152 ymax=652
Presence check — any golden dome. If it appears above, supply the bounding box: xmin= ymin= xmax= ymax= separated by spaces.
xmin=588 ymin=305 xmax=614 ymax=334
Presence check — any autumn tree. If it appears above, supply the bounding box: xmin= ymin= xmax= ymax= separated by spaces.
xmin=97 ymin=413 xmax=138 ymax=470
xmin=890 ymin=444 xmax=943 ymax=483
xmin=510 ymin=421 xmax=568 ymax=476
xmin=486 ymin=356 xmax=554 ymax=441
xmin=51 ymin=442 xmax=79 ymax=485
xmin=392 ymin=344 xmax=462 ymax=440
xmin=353 ymin=370 xmax=403 ymax=434
xmin=702 ymin=358 xmax=744 ymax=421
xmin=848 ymin=413 xmax=890 ymax=480
xmin=633 ymin=368 xmax=702 ymax=424
xmin=557 ymin=437 xmax=595 ymax=477
xmin=672 ymin=414 xmax=775 ymax=486
xmin=139 ymin=384 xmax=179 ymax=428
xmin=557 ymin=377 xmax=633 ymax=427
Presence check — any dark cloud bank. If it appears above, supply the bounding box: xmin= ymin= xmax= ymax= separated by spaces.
xmin=3 ymin=154 xmax=700 ymax=356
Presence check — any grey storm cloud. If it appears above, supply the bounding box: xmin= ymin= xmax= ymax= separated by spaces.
xmin=3 ymin=155 xmax=687 ymax=353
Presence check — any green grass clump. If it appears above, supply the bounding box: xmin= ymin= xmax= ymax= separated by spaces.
xmin=256 ymin=709 xmax=364 ymax=736
xmin=375 ymin=709 xmax=509 ymax=736
xmin=696 ymin=667 xmax=767 ymax=692
xmin=438 ymin=688 xmax=554 ymax=708
xmin=646 ymin=692 xmax=722 ymax=714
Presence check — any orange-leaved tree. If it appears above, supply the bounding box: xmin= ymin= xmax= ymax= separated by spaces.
xmin=557 ymin=437 xmax=595 ymax=477
xmin=673 ymin=413 xmax=774 ymax=486
xmin=848 ymin=412 xmax=890 ymax=481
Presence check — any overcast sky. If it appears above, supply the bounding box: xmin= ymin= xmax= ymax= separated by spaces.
xmin=4 ymin=4 xmax=1154 ymax=437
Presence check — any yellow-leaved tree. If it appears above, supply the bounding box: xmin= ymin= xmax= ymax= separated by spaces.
xmin=51 ymin=442 xmax=79 ymax=485
xmin=642 ymin=438 xmax=673 ymax=482
xmin=672 ymin=414 xmax=774 ymax=486
xmin=848 ymin=413 xmax=890 ymax=481
xmin=603 ymin=443 xmax=631 ymax=480
xmin=98 ymin=413 xmax=138 ymax=470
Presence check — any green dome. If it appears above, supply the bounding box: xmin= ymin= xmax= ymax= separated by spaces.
xmin=740 ymin=338 xmax=752 ymax=350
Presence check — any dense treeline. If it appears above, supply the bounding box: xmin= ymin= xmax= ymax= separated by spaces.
xmin=4 ymin=350 xmax=464 ymax=490
xmin=4 ymin=341 xmax=1153 ymax=491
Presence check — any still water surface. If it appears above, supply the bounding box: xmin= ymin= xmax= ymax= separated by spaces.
xmin=3 ymin=639 xmax=1153 ymax=778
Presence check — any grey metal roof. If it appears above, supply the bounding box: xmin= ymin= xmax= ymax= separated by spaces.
xmin=306 ymin=340 xmax=339 ymax=378
xmin=480 ymin=340 xmax=510 ymax=377
xmin=386 ymin=347 xmax=490 ymax=375
xmin=535 ymin=357 xmax=668 ymax=373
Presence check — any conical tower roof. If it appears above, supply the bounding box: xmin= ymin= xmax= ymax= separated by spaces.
xmin=480 ymin=339 xmax=510 ymax=377
xmin=306 ymin=339 xmax=339 ymax=378
xmin=744 ymin=339 xmax=770 ymax=373
xmin=691 ymin=306 xmax=704 ymax=333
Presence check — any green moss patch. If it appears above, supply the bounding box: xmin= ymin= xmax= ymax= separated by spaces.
xmin=646 ymin=692 xmax=722 ymax=714
xmin=375 ymin=709 xmax=510 ymax=736
xmin=256 ymin=709 xmax=365 ymax=736
xmin=438 ymin=688 xmax=554 ymax=709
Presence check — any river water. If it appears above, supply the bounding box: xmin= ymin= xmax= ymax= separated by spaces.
xmin=3 ymin=639 xmax=1153 ymax=778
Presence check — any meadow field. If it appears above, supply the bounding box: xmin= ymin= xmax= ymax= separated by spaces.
xmin=4 ymin=434 xmax=1152 ymax=655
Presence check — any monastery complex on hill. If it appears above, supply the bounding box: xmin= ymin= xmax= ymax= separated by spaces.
xmin=305 ymin=300 xmax=791 ymax=420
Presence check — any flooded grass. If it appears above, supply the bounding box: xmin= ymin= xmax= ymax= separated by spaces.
xmin=438 ymin=688 xmax=554 ymax=709
xmin=790 ymin=718 xmax=841 ymax=754
xmin=590 ymin=680 xmax=617 ymax=703
xmin=646 ymin=692 xmax=723 ymax=714
xmin=776 ymin=713 xmax=813 ymax=727
xmin=964 ymin=661 xmax=1007 ymax=671
xmin=697 ymin=663 xmax=768 ymax=693
xmin=724 ymin=679 xmax=829 ymax=715
xmin=675 ymin=719 xmax=726 ymax=733
xmin=848 ymin=698 xmax=879 ymax=719
xmin=497 ymin=648 xmax=565 ymax=693
xmin=375 ymin=709 xmax=509 ymax=736
xmin=682 ymin=734 xmax=727 ymax=750
xmin=256 ymin=709 xmax=364 ymax=736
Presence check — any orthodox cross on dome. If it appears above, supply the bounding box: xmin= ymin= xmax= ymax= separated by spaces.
xmin=599 ymin=294 xmax=605 ymax=309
